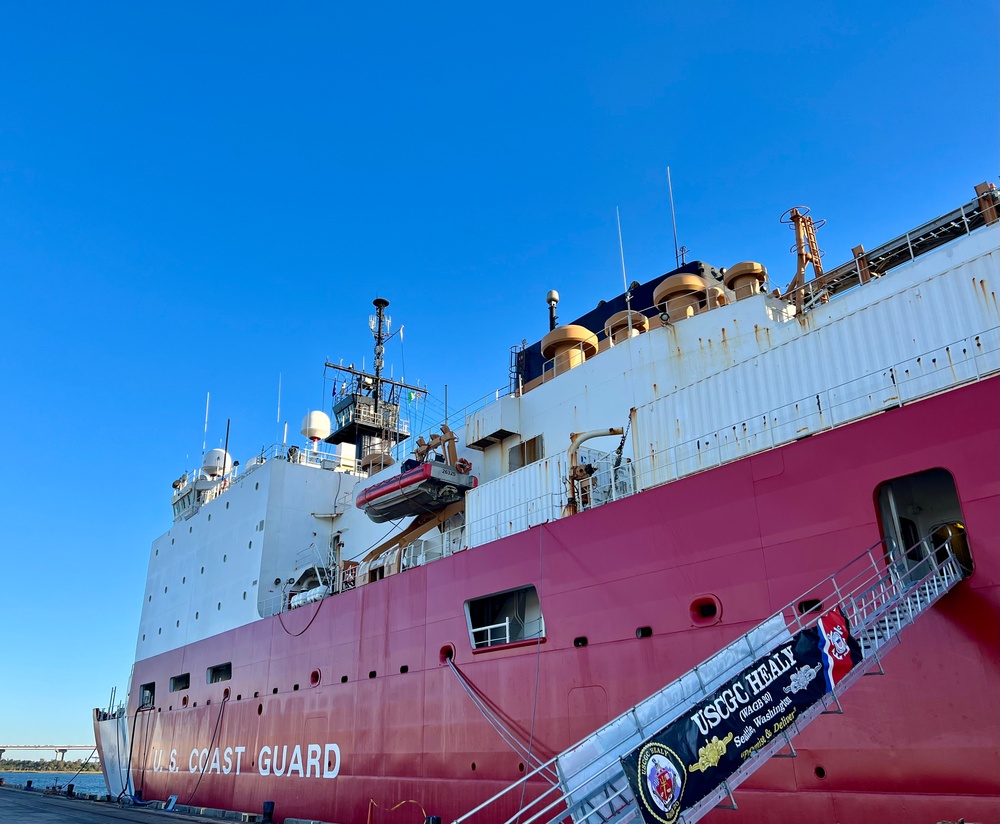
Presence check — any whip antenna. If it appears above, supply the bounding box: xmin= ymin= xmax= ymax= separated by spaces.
xmin=616 ymin=206 xmax=634 ymax=337
xmin=667 ymin=166 xmax=687 ymax=266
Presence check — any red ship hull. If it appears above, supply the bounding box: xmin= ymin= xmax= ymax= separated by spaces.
xmin=123 ymin=377 xmax=1000 ymax=824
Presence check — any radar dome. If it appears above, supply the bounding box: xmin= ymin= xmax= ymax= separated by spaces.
xmin=203 ymin=448 xmax=232 ymax=478
xmin=302 ymin=410 xmax=332 ymax=442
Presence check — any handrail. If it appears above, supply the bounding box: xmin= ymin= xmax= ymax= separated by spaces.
xmin=453 ymin=531 xmax=963 ymax=824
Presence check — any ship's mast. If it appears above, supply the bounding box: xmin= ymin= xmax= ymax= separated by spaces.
xmin=371 ymin=297 xmax=389 ymax=415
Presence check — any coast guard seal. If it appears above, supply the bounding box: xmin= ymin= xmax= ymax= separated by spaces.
xmin=635 ymin=742 xmax=685 ymax=824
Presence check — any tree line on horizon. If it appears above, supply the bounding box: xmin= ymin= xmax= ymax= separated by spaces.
xmin=0 ymin=758 xmax=102 ymax=773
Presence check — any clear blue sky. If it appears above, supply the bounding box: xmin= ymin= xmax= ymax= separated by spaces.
xmin=0 ymin=2 xmax=996 ymax=753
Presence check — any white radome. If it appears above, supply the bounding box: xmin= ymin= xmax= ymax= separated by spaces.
xmin=302 ymin=410 xmax=332 ymax=442
xmin=203 ymin=448 xmax=232 ymax=478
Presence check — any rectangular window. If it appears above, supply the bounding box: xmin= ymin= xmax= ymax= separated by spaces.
xmin=466 ymin=585 xmax=544 ymax=649
xmin=206 ymin=663 xmax=232 ymax=684
xmin=170 ymin=673 xmax=191 ymax=692
xmin=508 ymin=435 xmax=544 ymax=472
xmin=139 ymin=682 xmax=156 ymax=708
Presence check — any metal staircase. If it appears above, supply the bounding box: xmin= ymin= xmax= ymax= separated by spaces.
xmin=453 ymin=535 xmax=965 ymax=824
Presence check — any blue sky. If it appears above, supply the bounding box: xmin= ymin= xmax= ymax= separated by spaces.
xmin=0 ymin=2 xmax=996 ymax=752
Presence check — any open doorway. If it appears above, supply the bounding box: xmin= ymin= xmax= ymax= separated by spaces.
xmin=876 ymin=468 xmax=973 ymax=577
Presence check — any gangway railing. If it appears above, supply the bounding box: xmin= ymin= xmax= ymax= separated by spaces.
xmin=453 ymin=534 xmax=964 ymax=824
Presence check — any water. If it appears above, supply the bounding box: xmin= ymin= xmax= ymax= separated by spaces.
xmin=0 ymin=770 xmax=109 ymax=796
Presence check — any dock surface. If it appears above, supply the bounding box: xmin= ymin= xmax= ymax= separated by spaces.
xmin=0 ymin=785 xmax=260 ymax=823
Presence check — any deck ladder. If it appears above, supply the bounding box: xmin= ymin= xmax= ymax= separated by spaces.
xmin=453 ymin=535 xmax=965 ymax=824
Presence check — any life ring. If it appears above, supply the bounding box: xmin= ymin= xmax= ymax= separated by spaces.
xmin=455 ymin=458 xmax=472 ymax=474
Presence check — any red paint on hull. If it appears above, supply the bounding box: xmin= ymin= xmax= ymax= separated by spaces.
xmin=125 ymin=378 xmax=1000 ymax=824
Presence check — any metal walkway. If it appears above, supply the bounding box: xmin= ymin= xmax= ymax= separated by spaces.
xmin=453 ymin=535 xmax=965 ymax=824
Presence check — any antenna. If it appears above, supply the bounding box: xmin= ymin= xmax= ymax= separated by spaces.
xmin=666 ymin=166 xmax=687 ymax=267
xmin=202 ymin=392 xmax=210 ymax=457
xmin=276 ymin=373 xmax=282 ymax=423
xmin=616 ymin=206 xmax=634 ymax=336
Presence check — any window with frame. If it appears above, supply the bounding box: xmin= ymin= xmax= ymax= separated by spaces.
xmin=170 ymin=673 xmax=190 ymax=692
xmin=508 ymin=435 xmax=544 ymax=472
xmin=466 ymin=585 xmax=544 ymax=649
xmin=206 ymin=663 xmax=232 ymax=684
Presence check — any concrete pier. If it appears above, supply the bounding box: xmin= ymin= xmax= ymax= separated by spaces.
xmin=0 ymin=785 xmax=258 ymax=823
xmin=0 ymin=784 xmax=344 ymax=824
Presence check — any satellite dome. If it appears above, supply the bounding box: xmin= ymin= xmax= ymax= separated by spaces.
xmin=302 ymin=411 xmax=332 ymax=442
xmin=203 ymin=448 xmax=232 ymax=478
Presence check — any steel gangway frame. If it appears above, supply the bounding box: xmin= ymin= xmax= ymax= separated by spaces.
xmin=452 ymin=534 xmax=965 ymax=824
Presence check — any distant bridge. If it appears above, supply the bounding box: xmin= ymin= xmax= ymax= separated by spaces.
xmin=0 ymin=745 xmax=96 ymax=762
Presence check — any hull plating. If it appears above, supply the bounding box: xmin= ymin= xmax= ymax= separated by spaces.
xmin=116 ymin=378 xmax=1000 ymax=823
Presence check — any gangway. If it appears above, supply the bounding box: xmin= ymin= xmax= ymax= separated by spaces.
xmin=453 ymin=534 xmax=965 ymax=824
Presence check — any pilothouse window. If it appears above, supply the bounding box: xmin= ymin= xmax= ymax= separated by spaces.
xmin=139 ymin=682 xmax=155 ymax=708
xmin=466 ymin=585 xmax=544 ymax=649
xmin=170 ymin=673 xmax=190 ymax=692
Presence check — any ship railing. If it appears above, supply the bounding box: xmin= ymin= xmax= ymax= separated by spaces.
xmin=463 ymin=327 xmax=998 ymax=548
xmin=472 ymin=618 xmax=511 ymax=649
xmin=452 ymin=534 xmax=964 ymax=824
xmin=789 ymin=193 xmax=994 ymax=311
xmin=392 ymin=386 xmax=511 ymax=464
xmin=628 ymin=325 xmax=1000 ymax=495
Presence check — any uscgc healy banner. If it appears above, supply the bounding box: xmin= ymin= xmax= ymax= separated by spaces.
xmin=621 ymin=609 xmax=861 ymax=824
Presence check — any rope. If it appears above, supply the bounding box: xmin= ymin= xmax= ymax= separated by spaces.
xmin=446 ymin=658 xmax=557 ymax=783
xmin=277 ymin=591 xmax=326 ymax=637
xmin=184 ymin=692 xmax=230 ymax=805
xmin=516 ymin=525 xmax=547 ymax=816
xmin=366 ymin=797 xmax=427 ymax=824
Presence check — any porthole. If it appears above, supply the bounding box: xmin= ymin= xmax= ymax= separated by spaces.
xmin=171 ymin=538 xmax=175 ymax=545
xmin=690 ymin=595 xmax=722 ymax=627
xmin=293 ymin=684 xmax=300 ymax=691
xmin=518 ymin=762 xmax=525 ymax=773
xmin=201 ymin=566 xmax=205 ymax=574
xmin=439 ymin=644 xmax=455 ymax=664
xmin=815 ymin=765 xmax=827 ymax=779
xmin=255 ymin=482 xmax=259 ymax=491
xmin=195 ymin=611 xmax=199 ymax=619
xmin=182 ymin=576 xmax=186 ymax=584
xmin=223 ymin=688 xmax=231 ymax=700
xmin=155 ymin=549 xmax=159 ymax=556
xmin=223 ymin=554 xmax=227 ymax=562
xmin=248 ymin=540 xmax=253 ymax=549
xmin=207 ymin=514 xmax=211 ymax=522
xmin=236 ymin=694 xmax=241 ymax=701
xmin=189 ymin=526 xmax=192 ymax=533
xmin=243 ymin=592 xmax=247 ymax=600
xmin=257 ymin=704 xmax=263 ymax=716
xmin=182 ymin=696 xmax=188 ymax=707
xmin=148 ymin=595 xmax=152 ymax=602
xmin=368 ymin=671 xmax=377 ymax=679
xmin=192 ymin=702 xmax=197 ymax=707
xmin=217 ymin=602 xmax=221 ymax=611
xmin=797 ymin=599 xmax=822 ymax=615
xmin=272 ymin=687 xmax=278 ymax=695
xmin=573 ymin=636 xmax=589 ymax=648
xmin=142 ymin=634 xmax=146 ymax=641
xmin=158 ymin=628 xmax=162 ymax=635
xmin=471 ymin=762 xmax=477 ymax=772
xmin=341 ymin=676 xmax=348 ymax=684
xmin=399 ymin=665 xmax=408 ymax=674
xmin=164 ymin=586 xmax=168 ymax=593
xmin=225 ymin=501 xmax=230 ymax=509
xmin=636 ymin=626 xmax=653 ymax=639
xmin=175 ymin=620 xmax=180 ymax=628
xmin=310 ymin=670 xmax=321 ymax=686
xmin=254 ymin=692 xmax=259 ymax=698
